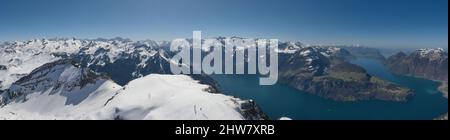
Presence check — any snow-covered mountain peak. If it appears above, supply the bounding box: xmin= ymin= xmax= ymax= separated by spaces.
xmin=276 ymin=41 xmax=303 ymax=54
xmin=417 ymin=48 xmax=446 ymax=55
xmin=102 ymin=74 xmax=265 ymax=120
xmin=2 ymin=60 xmax=111 ymax=105
xmin=0 ymin=38 xmax=172 ymax=89
xmin=415 ymin=48 xmax=448 ymax=61
xmin=0 ymin=67 xmax=266 ymax=120
xmin=320 ymin=47 xmax=341 ymax=56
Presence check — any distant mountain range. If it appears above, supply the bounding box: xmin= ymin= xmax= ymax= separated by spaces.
xmin=0 ymin=59 xmax=267 ymax=120
xmin=0 ymin=38 xmax=447 ymax=119
xmin=0 ymin=38 xmax=267 ymax=120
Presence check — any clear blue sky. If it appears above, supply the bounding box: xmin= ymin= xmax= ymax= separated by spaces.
xmin=0 ymin=0 xmax=447 ymax=48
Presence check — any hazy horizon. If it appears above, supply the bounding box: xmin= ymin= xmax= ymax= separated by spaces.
xmin=0 ymin=0 xmax=448 ymax=48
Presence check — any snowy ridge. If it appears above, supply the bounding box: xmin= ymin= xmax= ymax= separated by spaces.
xmin=276 ymin=42 xmax=303 ymax=53
xmin=0 ymin=60 xmax=120 ymax=118
xmin=296 ymin=47 xmax=324 ymax=74
xmin=0 ymin=38 xmax=168 ymax=89
xmin=0 ymin=60 xmax=266 ymax=120
xmin=101 ymin=74 xmax=255 ymax=120
xmin=319 ymin=47 xmax=342 ymax=57
xmin=415 ymin=48 xmax=448 ymax=61
xmin=1 ymin=38 xmax=356 ymax=89
xmin=0 ymin=37 xmax=359 ymax=120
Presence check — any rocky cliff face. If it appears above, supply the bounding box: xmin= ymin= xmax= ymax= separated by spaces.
xmin=278 ymin=47 xmax=413 ymax=102
xmin=385 ymin=48 xmax=448 ymax=120
xmin=0 ymin=59 xmax=111 ymax=106
xmin=0 ymin=65 xmax=6 ymax=70
xmin=385 ymin=48 xmax=448 ymax=82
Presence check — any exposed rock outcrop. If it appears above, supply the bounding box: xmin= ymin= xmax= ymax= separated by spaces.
xmin=385 ymin=48 xmax=448 ymax=82
xmin=279 ymin=47 xmax=413 ymax=102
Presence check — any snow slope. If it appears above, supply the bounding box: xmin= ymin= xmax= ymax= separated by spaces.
xmin=0 ymin=60 xmax=264 ymax=120
xmin=0 ymin=38 xmax=166 ymax=89
xmin=98 ymin=74 xmax=252 ymax=120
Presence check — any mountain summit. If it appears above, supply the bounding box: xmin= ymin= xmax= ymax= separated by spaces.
xmin=385 ymin=48 xmax=448 ymax=81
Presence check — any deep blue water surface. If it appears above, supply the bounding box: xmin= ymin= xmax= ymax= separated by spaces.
xmin=211 ymin=59 xmax=448 ymax=120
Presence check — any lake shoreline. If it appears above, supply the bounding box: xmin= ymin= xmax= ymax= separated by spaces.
xmin=434 ymin=113 xmax=448 ymax=120
xmin=356 ymin=58 xmax=448 ymax=120
xmin=209 ymin=58 xmax=448 ymax=120
xmin=438 ymin=82 xmax=448 ymax=99
xmin=437 ymin=82 xmax=448 ymax=120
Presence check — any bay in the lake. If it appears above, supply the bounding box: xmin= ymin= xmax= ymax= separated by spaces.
xmin=211 ymin=59 xmax=448 ymax=120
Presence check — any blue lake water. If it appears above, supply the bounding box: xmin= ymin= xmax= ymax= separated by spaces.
xmin=211 ymin=59 xmax=448 ymax=120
